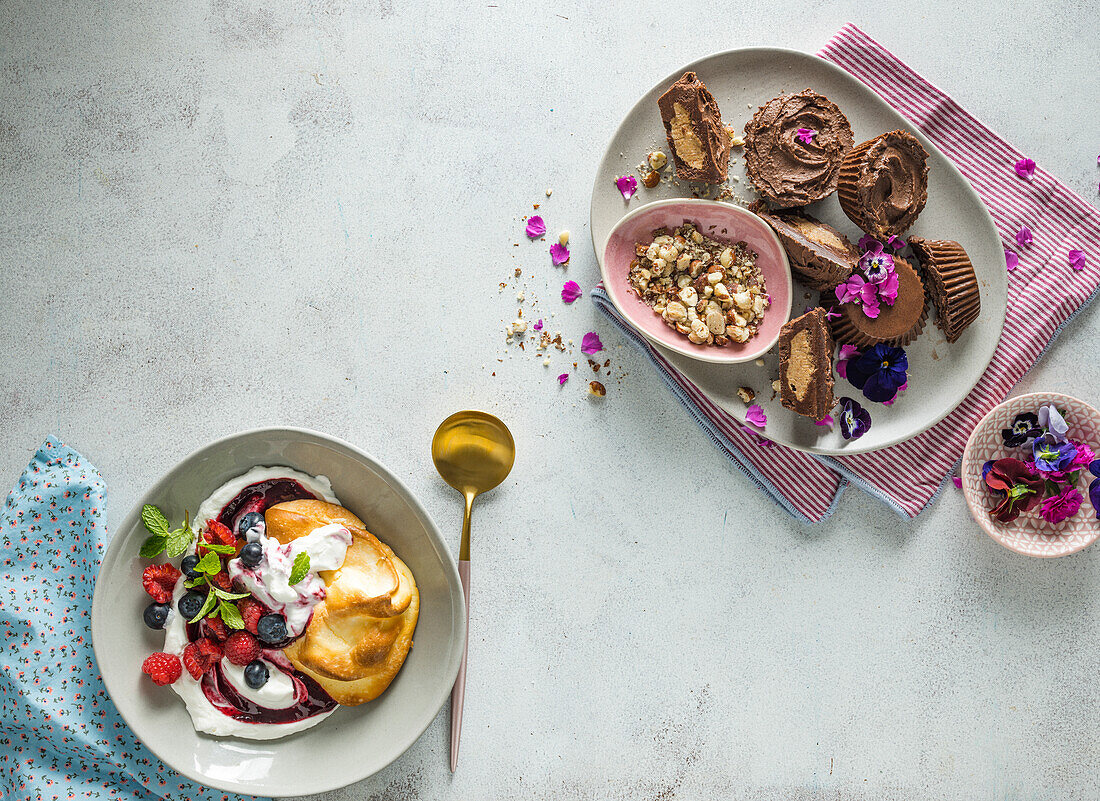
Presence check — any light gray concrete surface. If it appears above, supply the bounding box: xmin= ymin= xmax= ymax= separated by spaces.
xmin=3 ymin=1 xmax=1100 ymax=799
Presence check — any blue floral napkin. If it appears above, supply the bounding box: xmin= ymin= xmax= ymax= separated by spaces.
xmin=0 ymin=438 xmax=259 ymax=801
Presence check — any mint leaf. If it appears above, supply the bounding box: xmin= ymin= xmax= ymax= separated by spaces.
xmin=189 ymin=590 xmax=218 ymax=624
xmin=200 ymin=542 xmax=236 ymax=555
xmin=139 ymin=535 xmax=166 ymax=558
xmin=165 ymin=526 xmax=195 ymax=558
xmin=141 ymin=505 xmax=171 ymax=537
xmin=288 ymin=552 xmax=310 ymax=585
xmin=211 ymin=587 xmax=251 ymax=601
xmin=195 ymin=552 xmax=221 ymax=575
xmin=219 ymin=601 xmax=245 ymax=630
xmin=184 ymin=576 xmax=207 ymax=589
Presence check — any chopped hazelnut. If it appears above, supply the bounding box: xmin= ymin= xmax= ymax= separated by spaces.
xmin=642 ymin=170 xmax=660 ymax=188
xmin=588 ymin=380 xmax=606 ymax=397
xmin=647 ymin=150 xmax=668 ymax=170
xmin=737 ymin=387 xmax=756 ymax=404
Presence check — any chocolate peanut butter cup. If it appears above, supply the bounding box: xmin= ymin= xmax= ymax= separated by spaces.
xmin=743 ymin=89 xmax=854 ymax=207
xmin=826 ymin=254 xmax=928 ymax=349
xmin=837 ymin=130 xmax=929 ymax=238
xmin=778 ymin=308 xmax=836 ymax=422
xmin=750 ymin=201 xmax=858 ymax=291
xmin=657 ymin=72 xmax=731 ymax=183
xmin=908 ymin=236 xmax=981 ymax=343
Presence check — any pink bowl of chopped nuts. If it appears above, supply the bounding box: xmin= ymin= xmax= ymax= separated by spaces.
xmin=599 ymin=198 xmax=792 ymax=364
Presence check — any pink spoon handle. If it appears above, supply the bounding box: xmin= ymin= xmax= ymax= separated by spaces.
xmin=450 ymin=559 xmax=470 ymax=772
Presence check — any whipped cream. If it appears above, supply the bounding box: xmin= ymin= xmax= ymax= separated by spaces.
xmin=228 ymin=523 xmax=351 ymax=638
xmin=221 ymin=657 xmax=296 ymax=710
xmin=164 ymin=577 xmax=335 ymax=739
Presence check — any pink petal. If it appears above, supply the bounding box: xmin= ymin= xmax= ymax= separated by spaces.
xmin=561 ymin=281 xmax=582 ymax=303
xmin=1013 ymin=157 xmax=1036 ymax=178
xmin=1069 ymin=249 xmax=1086 ymax=271
xmin=886 ymin=235 xmax=905 ymax=251
xmin=951 ymin=476 xmax=962 ymax=489
xmin=839 ymin=344 xmax=860 ymax=360
xmin=1005 ymin=249 xmax=1018 ymax=271
xmin=525 ymin=215 xmax=546 ymax=238
xmin=557 ymin=373 xmax=569 ymax=386
xmin=550 ymin=243 xmax=570 ymax=265
xmin=745 ymin=404 xmax=767 ymax=429
xmin=795 ymin=127 xmax=817 ymax=144
xmin=580 ymin=332 xmax=603 ymax=355
xmin=615 ymin=174 xmax=638 ymax=200
xmin=1015 ymin=225 xmax=1033 ymax=247
xmin=857 ymin=234 xmax=879 ymax=251
xmin=533 ymin=319 xmax=544 ymax=331
xmin=814 ymin=415 xmax=834 ymax=427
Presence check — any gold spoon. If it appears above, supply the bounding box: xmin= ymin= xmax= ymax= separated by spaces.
xmin=431 ymin=410 xmax=515 ymax=773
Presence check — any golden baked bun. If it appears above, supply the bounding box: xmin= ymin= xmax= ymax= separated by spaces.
xmin=264 ymin=499 xmax=419 ymax=706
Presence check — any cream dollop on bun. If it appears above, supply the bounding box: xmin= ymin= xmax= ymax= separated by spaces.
xmin=265 ymin=500 xmax=419 ymax=706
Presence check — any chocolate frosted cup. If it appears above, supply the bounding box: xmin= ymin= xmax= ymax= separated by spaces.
xmin=908 ymin=236 xmax=981 ymax=343
xmin=750 ymin=201 xmax=858 ymax=291
xmin=743 ymin=89 xmax=854 ymax=207
xmin=837 ymin=130 xmax=929 ymax=238
xmin=657 ymin=72 xmax=731 ymax=183
xmin=826 ymin=255 xmax=928 ymax=349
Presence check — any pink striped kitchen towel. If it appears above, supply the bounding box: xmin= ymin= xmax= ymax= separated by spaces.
xmin=591 ymin=23 xmax=1100 ymax=523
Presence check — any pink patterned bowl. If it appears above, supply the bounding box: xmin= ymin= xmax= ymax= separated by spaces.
xmin=599 ymin=198 xmax=792 ymax=364
xmin=961 ymin=391 xmax=1100 ymax=558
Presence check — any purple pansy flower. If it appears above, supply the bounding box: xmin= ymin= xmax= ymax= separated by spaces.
xmin=858 ymin=241 xmax=895 ymax=285
xmin=1088 ymin=460 xmax=1100 ymax=520
xmin=1001 ymin=411 xmax=1041 ymax=448
xmin=837 ymin=397 xmax=871 ymax=440
xmin=845 ymin=344 xmax=908 ymax=403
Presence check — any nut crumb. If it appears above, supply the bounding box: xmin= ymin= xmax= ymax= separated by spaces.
xmin=737 ymin=387 xmax=755 ymax=404
xmin=514 ymin=267 xmax=522 ymax=277
xmin=647 ymin=150 xmax=668 ymax=170
xmin=546 ymin=188 xmax=553 ymax=196
xmin=588 ymin=380 xmax=606 ymax=397
xmin=755 ymin=358 xmax=766 ymax=367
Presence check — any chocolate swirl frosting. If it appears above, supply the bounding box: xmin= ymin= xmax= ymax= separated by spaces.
xmin=743 ymin=89 xmax=854 ymax=207
xmin=837 ymin=130 xmax=929 ymax=238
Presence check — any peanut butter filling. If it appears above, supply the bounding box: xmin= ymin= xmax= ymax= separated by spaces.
xmin=670 ymin=102 xmax=706 ymax=168
xmin=786 ymin=328 xmax=814 ymax=400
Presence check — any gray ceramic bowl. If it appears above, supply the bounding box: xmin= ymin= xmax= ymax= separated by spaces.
xmin=91 ymin=427 xmax=465 ymax=796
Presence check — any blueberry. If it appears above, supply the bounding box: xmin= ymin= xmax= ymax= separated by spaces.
xmin=244 ymin=660 xmax=269 ymax=689
xmin=143 ymin=602 xmax=170 ymax=630
xmin=177 ymin=590 xmax=206 ymax=621
xmin=238 ymin=541 xmax=263 ymax=568
xmin=237 ymin=512 xmax=265 ymax=538
xmin=180 ymin=554 xmax=201 ymax=578
xmin=256 ymin=614 xmax=287 ymax=645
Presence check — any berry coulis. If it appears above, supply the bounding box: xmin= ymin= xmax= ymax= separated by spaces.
xmin=188 ymin=477 xmax=338 ymax=725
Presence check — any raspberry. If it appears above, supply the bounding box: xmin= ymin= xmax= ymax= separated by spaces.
xmin=141 ymin=564 xmax=181 ymax=604
xmin=237 ymin=598 xmax=265 ymax=634
xmin=142 ymin=652 xmax=182 ymax=686
xmin=209 ymin=571 xmax=234 ymax=592
xmin=223 ymin=630 xmax=261 ymax=666
xmin=202 ymin=616 xmax=228 ymax=642
xmin=181 ymin=638 xmax=222 ymax=680
xmin=202 ymin=520 xmax=237 ymax=549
